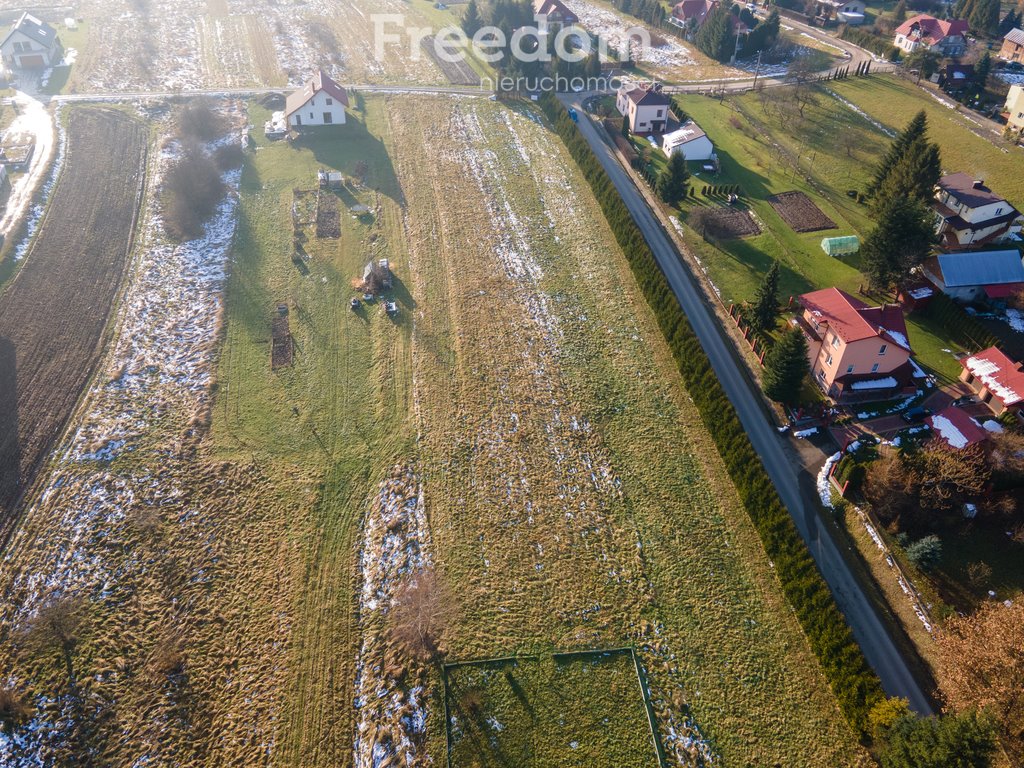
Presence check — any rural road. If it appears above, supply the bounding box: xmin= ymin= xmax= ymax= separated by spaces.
xmin=561 ymin=92 xmax=933 ymax=715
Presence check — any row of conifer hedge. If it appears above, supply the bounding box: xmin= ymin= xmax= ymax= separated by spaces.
xmin=539 ymin=93 xmax=885 ymax=737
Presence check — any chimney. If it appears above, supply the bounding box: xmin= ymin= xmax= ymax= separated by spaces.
xmin=972 ymin=179 xmax=985 ymax=190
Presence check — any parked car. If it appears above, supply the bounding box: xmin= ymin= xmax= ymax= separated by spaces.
xmin=902 ymin=406 xmax=931 ymax=423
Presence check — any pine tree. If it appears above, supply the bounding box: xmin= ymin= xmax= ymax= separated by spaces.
xmin=695 ymin=4 xmax=735 ymax=62
xmin=861 ymin=197 xmax=936 ymax=291
xmin=893 ymin=0 xmax=906 ymax=22
xmin=969 ymin=0 xmax=1000 ymax=35
xmin=656 ymin=151 xmax=690 ymax=203
xmin=880 ymin=712 xmax=996 ymax=768
xmin=462 ymin=0 xmax=483 ymax=38
xmin=749 ymin=260 xmax=781 ymax=335
xmin=867 ymin=111 xmax=928 ymax=199
xmin=871 ymin=136 xmax=941 ymax=214
xmin=762 ymin=329 xmax=809 ymax=405
xmin=975 ymin=51 xmax=992 ymax=92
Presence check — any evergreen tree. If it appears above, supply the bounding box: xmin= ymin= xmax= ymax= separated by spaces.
xmin=867 ymin=110 xmax=928 ymax=199
xmin=880 ymin=712 xmax=996 ymax=768
xmin=861 ymin=197 xmax=936 ymax=291
xmin=762 ymin=329 xmax=809 ymax=405
xmin=749 ymin=260 xmax=781 ymax=335
xmin=656 ymin=151 xmax=690 ymax=203
xmin=462 ymin=0 xmax=483 ymax=38
xmin=974 ymin=51 xmax=992 ymax=92
xmin=969 ymin=0 xmax=1000 ymax=35
xmin=871 ymin=136 xmax=941 ymax=213
xmin=695 ymin=4 xmax=735 ymax=62
xmin=894 ymin=0 xmax=907 ymax=22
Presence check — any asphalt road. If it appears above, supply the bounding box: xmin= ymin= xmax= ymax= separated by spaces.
xmin=563 ymin=93 xmax=933 ymax=715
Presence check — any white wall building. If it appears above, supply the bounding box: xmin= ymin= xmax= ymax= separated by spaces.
xmin=286 ymin=70 xmax=349 ymax=128
xmin=661 ymin=120 xmax=714 ymax=161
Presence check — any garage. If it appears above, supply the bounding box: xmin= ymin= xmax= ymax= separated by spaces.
xmin=17 ymin=54 xmax=45 ymax=68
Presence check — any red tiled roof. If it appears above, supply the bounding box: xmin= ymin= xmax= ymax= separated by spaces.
xmin=286 ymin=70 xmax=349 ymax=118
xmin=927 ymin=405 xmax=989 ymax=449
xmin=895 ymin=14 xmax=969 ymax=45
xmin=799 ymin=287 xmax=912 ymax=351
xmin=962 ymin=346 xmax=1024 ymax=407
xmin=622 ymin=85 xmax=672 ymax=107
xmin=672 ymin=0 xmax=717 ymax=23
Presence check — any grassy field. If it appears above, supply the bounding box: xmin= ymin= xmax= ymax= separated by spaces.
xmin=445 ymin=653 xmax=656 ymax=767
xmin=663 ymin=75 xmax=1012 ymax=381
xmin=0 ymin=92 xmax=870 ymax=765
xmin=216 ymin=94 xmax=870 ymax=766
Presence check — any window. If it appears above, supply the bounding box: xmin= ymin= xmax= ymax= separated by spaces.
xmin=996 ymin=207 xmax=1003 ymax=215
xmin=326 ymin=98 xmax=333 ymax=105
xmin=846 ymin=365 xmax=855 ymax=374
xmin=825 ymin=353 xmax=833 ymax=366
xmin=871 ymin=363 xmax=880 ymax=373
xmin=831 ymin=335 xmax=840 ymax=348
xmin=879 ymin=344 xmax=887 ymax=356
xmin=323 ymin=112 xmax=333 ymax=124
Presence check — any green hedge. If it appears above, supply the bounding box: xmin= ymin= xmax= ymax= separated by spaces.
xmin=539 ymin=93 xmax=885 ymax=737
xmin=921 ymin=292 xmax=999 ymax=352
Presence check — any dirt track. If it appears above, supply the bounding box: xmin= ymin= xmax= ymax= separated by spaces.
xmin=0 ymin=106 xmax=147 ymax=529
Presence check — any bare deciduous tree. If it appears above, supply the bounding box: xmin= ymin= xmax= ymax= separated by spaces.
xmin=935 ymin=601 xmax=1024 ymax=762
xmin=19 ymin=596 xmax=85 ymax=694
xmin=390 ymin=568 xmax=450 ymax=663
xmin=0 ymin=683 xmax=32 ymax=732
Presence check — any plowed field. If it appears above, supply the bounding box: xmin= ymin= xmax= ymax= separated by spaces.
xmin=0 ymin=106 xmax=146 ymax=530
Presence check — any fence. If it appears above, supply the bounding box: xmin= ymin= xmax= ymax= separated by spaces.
xmin=442 ymin=646 xmax=667 ymax=768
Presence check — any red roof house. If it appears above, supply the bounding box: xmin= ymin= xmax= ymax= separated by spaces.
xmin=672 ymin=0 xmax=719 ymax=28
xmin=796 ymin=287 xmax=915 ymax=402
xmin=893 ymin=15 xmax=969 ymax=56
xmin=960 ymin=347 xmax=1024 ymax=417
xmin=286 ymin=70 xmax=349 ymax=128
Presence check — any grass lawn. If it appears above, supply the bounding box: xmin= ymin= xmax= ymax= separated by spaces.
xmin=664 ymin=76 xmax=1011 ymax=379
xmin=829 ymin=76 xmax=1024 ymax=203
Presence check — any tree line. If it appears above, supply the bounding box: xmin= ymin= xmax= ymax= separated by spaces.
xmin=538 ymin=90 xmax=887 ymax=739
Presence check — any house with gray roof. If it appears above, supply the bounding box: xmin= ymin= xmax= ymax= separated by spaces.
xmin=932 ymin=173 xmax=1023 ymax=250
xmin=921 ymin=249 xmax=1024 ymax=302
xmin=0 ymin=12 xmax=61 ymax=69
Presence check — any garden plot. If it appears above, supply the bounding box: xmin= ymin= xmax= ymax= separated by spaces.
xmin=385 ymin=95 xmax=865 ymax=766
xmin=695 ymin=205 xmax=762 ymax=238
xmin=768 ymin=190 xmax=837 ymax=232
xmin=0 ymin=105 xmax=304 ymax=767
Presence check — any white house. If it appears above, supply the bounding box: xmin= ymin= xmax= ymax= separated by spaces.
xmin=0 ymin=12 xmax=61 ymax=69
xmin=285 ymin=70 xmax=349 ymax=128
xmin=921 ymin=250 xmax=1024 ymax=302
xmin=932 ymin=173 xmax=1022 ymax=250
xmin=661 ymin=120 xmax=714 ymax=161
xmin=616 ymin=84 xmax=671 ymax=135
xmin=893 ymin=15 xmax=969 ymax=56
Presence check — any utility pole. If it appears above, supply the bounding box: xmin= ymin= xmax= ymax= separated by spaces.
xmin=752 ymin=48 xmax=763 ymax=89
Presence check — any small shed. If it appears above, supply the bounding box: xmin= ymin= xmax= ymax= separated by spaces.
xmin=821 ymin=235 xmax=859 ymax=257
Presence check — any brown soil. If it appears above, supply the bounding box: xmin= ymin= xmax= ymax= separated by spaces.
xmin=0 ymin=106 xmax=147 ymax=530
xmin=767 ymin=191 xmax=836 ymax=233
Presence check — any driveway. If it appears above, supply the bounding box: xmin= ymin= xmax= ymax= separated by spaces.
xmin=562 ymin=92 xmax=933 ymax=714
xmin=0 ymin=80 xmax=57 ymax=240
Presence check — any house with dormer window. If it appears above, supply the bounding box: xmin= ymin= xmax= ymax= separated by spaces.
xmin=0 ymin=12 xmax=62 ymax=69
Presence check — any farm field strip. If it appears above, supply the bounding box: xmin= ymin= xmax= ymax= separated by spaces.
xmin=385 ymin=95 xmax=865 ymax=766
xmin=0 ymin=105 xmax=304 ymax=767
xmin=0 ymin=106 xmax=146 ymax=525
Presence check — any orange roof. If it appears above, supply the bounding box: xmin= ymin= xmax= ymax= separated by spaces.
xmin=962 ymin=347 xmax=1024 ymax=406
xmin=895 ymin=14 xmax=969 ymax=45
xmin=799 ymin=287 xmax=912 ymax=351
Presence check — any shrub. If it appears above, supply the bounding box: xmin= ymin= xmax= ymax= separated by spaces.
xmin=904 ymin=535 xmax=942 ymax=571
xmin=162 ymin=145 xmax=226 ymax=241
xmin=539 ymin=92 xmax=885 ymax=737
xmin=0 ymin=684 xmax=32 ymax=732
xmin=214 ymin=143 xmax=245 ymax=171
xmin=177 ymin=99 xmax=226 ymax=142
